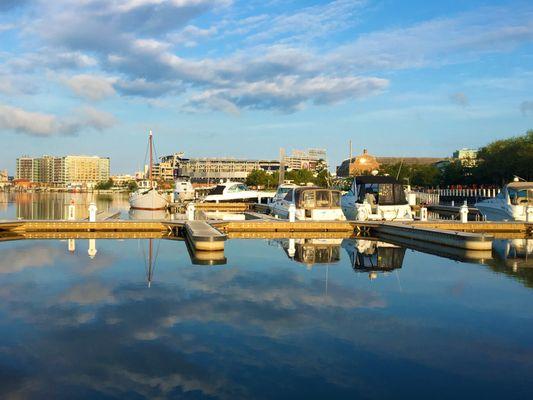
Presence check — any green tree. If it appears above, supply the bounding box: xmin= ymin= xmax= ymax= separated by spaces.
xmin=474 ymin=130 xmax=533 ymax=184
xmin=95 ymin=178 xmax=113 ymax=190
xmin=246 ymin=169 xmax=269 ymax=188
xmin=127 ymin=180 xmax=138 ymax=191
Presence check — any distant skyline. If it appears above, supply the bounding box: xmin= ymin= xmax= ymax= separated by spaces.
xmin=0 ymin=0 xmax=532 ymax=173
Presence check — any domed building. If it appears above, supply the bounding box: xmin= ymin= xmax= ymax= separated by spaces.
xmin=336 ymin=149 xmax=381 ymax=177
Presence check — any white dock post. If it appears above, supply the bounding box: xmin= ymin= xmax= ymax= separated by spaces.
xmin=68 ymin=238 xmax=76 ymax=252
xmin=460 ymin=201 xmax=469 ymax=223
xmin=186 ymin=202 xmax=196 ymax=221
xmin=68 ymin=200 xmax=76 ymax=221
xmin=420 ymin=206 xmax=428 ymax=221
xmin=288 ymin=203 xmax=296 ymax=222
xmin=88 ymin=202 xmax=97 ymax=222
xmin=451 ymin=200 xmax=454 ymax=207
xmin=526 ymin=205 xmax=533 ymax=222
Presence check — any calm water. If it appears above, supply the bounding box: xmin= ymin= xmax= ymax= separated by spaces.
xmin=0 ymin=194 xmax=532 ymax=399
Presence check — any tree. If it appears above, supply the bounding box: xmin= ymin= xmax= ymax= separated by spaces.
xmin=474 ymin=130 xmax=533 ymax=184
xmin=127 ymin=180 xmax=138 ymax=192
xmin=95 ymin=178 xmax=113 ymax=190
xmin=246 ymin=169 xmax=269 ymax=188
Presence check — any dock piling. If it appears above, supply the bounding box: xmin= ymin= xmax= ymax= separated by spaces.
xmin=88 ymin=203 xmax=97 ymax=222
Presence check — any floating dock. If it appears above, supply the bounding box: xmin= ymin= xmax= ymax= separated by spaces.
xmin=0 ymin=217 xmax=531 ymax=256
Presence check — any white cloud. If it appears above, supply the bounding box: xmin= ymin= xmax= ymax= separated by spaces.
xmin=61 ymin=74 xmax=117 ymax=101
xmin=0 ymin=104 xmax=116 ymax=136
xmin=187 ymin=75 xmax=389 ymax=113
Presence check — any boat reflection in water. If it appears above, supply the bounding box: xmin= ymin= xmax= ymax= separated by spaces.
xmin=273 ymin=238 xmax=342 ymax=268
xmin=342 ymin=238 xmax=405 ymax=279
xmin=492 ymin=238 xmax=533 ymax=271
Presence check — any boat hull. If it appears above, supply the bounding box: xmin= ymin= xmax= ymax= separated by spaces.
xmin=130 ymin=189 xmax=168 ymax=210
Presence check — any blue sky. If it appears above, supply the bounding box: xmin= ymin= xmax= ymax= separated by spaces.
xmin=0 ymin=0 xmax=532 ymax=173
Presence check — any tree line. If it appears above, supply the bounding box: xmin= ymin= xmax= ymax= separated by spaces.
xmin=247 ymin=130 xmax=532 ymax=189
xmin=373 ymin=130 xmax=532 ymax=187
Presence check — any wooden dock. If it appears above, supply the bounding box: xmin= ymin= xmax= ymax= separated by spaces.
xmin=0 ymin=217 xmax=531 ymax=254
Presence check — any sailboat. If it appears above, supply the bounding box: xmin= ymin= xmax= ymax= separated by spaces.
xmin=129 ymin=130 xmax=169 ymax=210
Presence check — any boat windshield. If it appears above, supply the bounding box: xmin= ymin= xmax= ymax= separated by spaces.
xmin=228 ymin=184 xmax=249 ymax=193
xmin=508 ymin=187 xmax=533 ymax=205
xmin=277 ymin=187 xmax=293 ymax=196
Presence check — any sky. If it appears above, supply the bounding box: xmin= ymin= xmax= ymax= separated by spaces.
xmin=0 ymin=0 xmax=532 ymax=173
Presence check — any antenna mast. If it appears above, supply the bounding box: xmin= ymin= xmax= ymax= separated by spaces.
xmin=279 ymin=148 xmax=286 ymax=186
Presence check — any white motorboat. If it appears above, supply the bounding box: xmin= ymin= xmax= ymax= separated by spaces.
xmin=129 ymin=130 xmax=169 ymax=210
xmin=270 ymin=186 xmax=346 ymax=221
xmin=203 ymin=181 xmax=260 ymax=203
xmin=341 ymin=175 xmax=413 ymax=221
xmin=475 ymin=180 xmax=533 ymax=221
xmin=174 ymin=176 xmax=195 ymax=202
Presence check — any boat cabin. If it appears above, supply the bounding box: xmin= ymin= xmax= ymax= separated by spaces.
xmin=349 ymin=176 xmax=407 ymax=210
xmin=287 ymin=187 xmax=341 ymax=209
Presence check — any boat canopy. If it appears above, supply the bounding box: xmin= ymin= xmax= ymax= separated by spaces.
xmin=287 ymin=187 xmax=342 ymax=209
xmin=350 ymin=176 xmax=408 ymax=206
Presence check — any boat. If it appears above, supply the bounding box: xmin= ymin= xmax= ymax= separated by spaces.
xmin=270 ymin=186 xmax=346 ymax=221
xmin=475 ymin=179 xmax=533 ymax=221
xmin=174 ymin=176 xmax=195 ymax=202
xmin=129 ymin=130 xmax=169 ymax=210
xmin=271 ymin=183 xmax=299 ymax=202
xmin=202 ymin=181 xmax=261 ymax=203
xmin=341 ymin=175 xmax=413 ymax=221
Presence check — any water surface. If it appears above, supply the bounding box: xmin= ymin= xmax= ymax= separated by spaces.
xmin=0 ymin=193 xmax=532 ymax=399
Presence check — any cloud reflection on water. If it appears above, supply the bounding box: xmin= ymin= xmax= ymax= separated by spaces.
xmin=0 ymin=238 xmax=531 ymax=399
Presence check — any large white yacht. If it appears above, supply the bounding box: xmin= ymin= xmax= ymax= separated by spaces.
xmin=341 ymin=175 xmax=413 ymax=221
xmin=129 ymin=130 xmax=169 ymax=211
xmin=270 ymin=186 xmax=346 ymax=221
xmin=475 ymin=180 xmax=533 ymax=221
xmin=202 ymin=181 xmax=260 ymax=203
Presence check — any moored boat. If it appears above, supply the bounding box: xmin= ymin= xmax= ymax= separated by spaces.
xmin=129 ymin=130 xmax=169 ymax=211
xmin=341 ymin=175 xmax=413 ymax=221
xmin=270 ymin=186 xmax=346 ymax=221
xmin=202 ymin=181 xmax=260 ymax=203
xmin=475 ymin=180 xmax=533 ymax=221
xmin=174 ymin=176 xmax=195 ymax=202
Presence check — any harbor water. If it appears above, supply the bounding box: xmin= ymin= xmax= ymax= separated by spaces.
xmin=0 ymin=193 xmax=532 ymax=399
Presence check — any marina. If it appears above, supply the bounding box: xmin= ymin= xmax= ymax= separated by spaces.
xmin=1 ymin=0 xmax=532 ymax=396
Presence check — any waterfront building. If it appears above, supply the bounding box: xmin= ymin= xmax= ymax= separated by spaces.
xmin=110 ymin=174 xmax=136 ymax=186
xmin=453 ymin=148 xmax=478 ymax=167
xmin=15 ymin=155 xmax=110 ymax=187
xmin=284 ymin=148 xmax=327 ymax=171
xmin=0 ymin=169 xmax=10 ymax=189
xmin=159 ymin=153 xmax=281 ymax=183
xmin=63 ymin=156 xmax=110 ymax=187
xmin=16 ymin=157 xmax=37 ymax=181
xmin=336 ymin=149 xmax=381 ymax=177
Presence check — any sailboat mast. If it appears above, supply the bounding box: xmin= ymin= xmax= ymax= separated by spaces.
xmin=149 ymin=130 xmax=153 ymax=184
